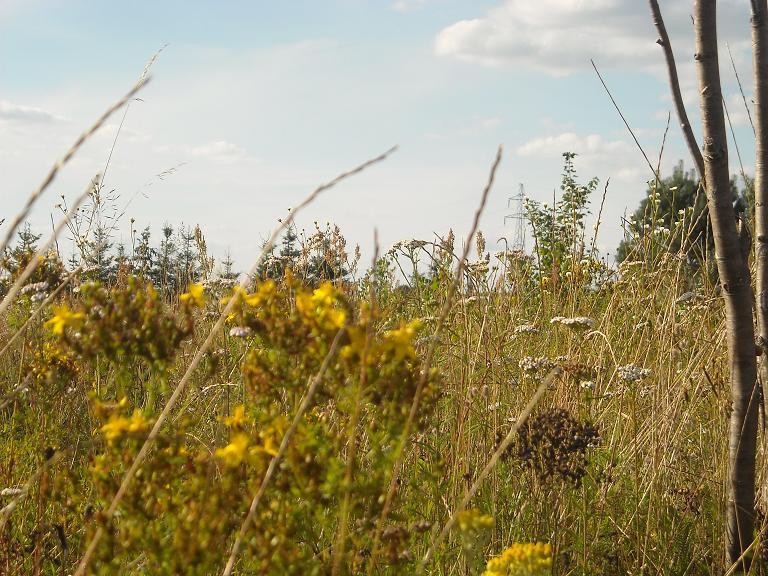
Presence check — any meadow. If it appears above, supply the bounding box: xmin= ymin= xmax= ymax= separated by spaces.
xmin=0 ymin=95 xmax=755 ymax=575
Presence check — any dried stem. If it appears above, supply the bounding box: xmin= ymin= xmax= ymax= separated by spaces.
xmin=221 ymin=325 xmax=347 ymax=576
xmin=0 ymin=265 xmax=83 ymax=361
xmin=0 ymin=175 xmax=100 ymax=318
xmin=367 ymin=146 xmax=502 ymax=570
xmin=417 ymin=367 xmax=560 ymax=572
xmin=0 ymin=79 xmax=149 ymax=257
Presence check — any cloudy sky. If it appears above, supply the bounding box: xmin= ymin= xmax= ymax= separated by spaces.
xmin=0 ymin=0 xmax=756 ymax=272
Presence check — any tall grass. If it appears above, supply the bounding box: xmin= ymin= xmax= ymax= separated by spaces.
xmin=0 ymin=85 xmax=759 ymax=576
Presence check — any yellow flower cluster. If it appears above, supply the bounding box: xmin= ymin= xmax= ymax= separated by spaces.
xmin=223 ymin=405 xmax=248 ymax=428
xmin=295 ymin=282 xmax=346 ymax=331
xmin=179 ymin=283 xmax=206 ymax=308
xmin=456 ymin=508 xmax=495 ymax=533
xmin=339 ymin=318 xmax=423 ymax=366
xmin=44 ymin=305 xmax=85 ymax=335
xmin=244 ymin=279 xmax=276 ymax=307
xmin=483 ymin=542 xmax=552 ymax=576
xmin=215 ymin=407 xmax=282 ymax=467
xmin=381 ymin=319 xmax=422 ymax=362
xmin=222 ymin=281 xmax=277 ymax=323
xmin=215 ymin=433 xmax=250 ymax=467
xmin=100 ymin=409 xmax=151 ymax=446
xmin=30 ymin=341 xmax=78 ymax=384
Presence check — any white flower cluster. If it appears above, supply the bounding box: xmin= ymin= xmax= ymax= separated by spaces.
xmin=20 ymin=281 xmax=49 ymax=302
xmin=0 ymin=487 xmax=24 ymax=498
xmin=205 ymin=276 xmax=239 ymax=290
xmin=519 ymin=356 xmax=554 ymax=372
xmin=513 ymin=323 xmax=539 ymax=335
xmin=550 ymin=316 xmax=595 ymax=330
xmin=617 ymin=363 xmax=651 ymax=382
xmin=20 ymin=281 xmax=48 ymax=295
xmin=228 ymin=326 xmax=252 ymax=338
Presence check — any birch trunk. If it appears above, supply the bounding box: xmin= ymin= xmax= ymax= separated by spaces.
xmin=752 ymin=0 xmax=768 ymax=440
xmin=694 ymin=1 xmax=760 ymax=568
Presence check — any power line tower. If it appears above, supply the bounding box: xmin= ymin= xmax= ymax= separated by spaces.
xmin=504 ymin=183 xmax=526 ymax=252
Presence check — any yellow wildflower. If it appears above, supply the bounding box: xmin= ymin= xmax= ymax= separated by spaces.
xmin=310 ymin=282 xmax=336 ymax=307
xmin=44 ymin=305 xmax=85 ymax=335
xmin=324 ymin=308 xmax=347 ymax=330
xmin=296 ymin=282 xmax=347 ymax=331
xmin=223 ymin=405 xmax=248 ymax=428
xmin=340 ymin=325 xmax=369 ymax=361
xmin=382 ymin=319 xmax=422 ymax=362
xmin=255 ymin=417 xmax=286 ymax=458
xmin=180 ymin=283 xmax=205 ymax=307
xmin=215 ymin=433 xmax=250 ymax=467
xmin=483 ymin=542 xmax=552 ymax=576
xmin=260 ymin=434 xmax=279 ymax=457
xmin=100 ymin=410 xmax=150 ymax=445
xmin=457 ymin=509 xmax=495 ymax=532
xmin=243 ymin=279 xmax=276 ymax=307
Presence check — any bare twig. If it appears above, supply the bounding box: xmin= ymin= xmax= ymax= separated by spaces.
xmin=0 ymin=445 xmax=68 ymax=530
xmin=726 ymin=41 xmax=756 ymax=138
xmin=589 ymin=179 xmax=610 ymax=258
xmin=0 ymin=375 xmax=33 ymax=412
xmin=723 ymin=97 xmax=753 ymax=195
xmin=591 ymin=60 xmax=660 ymax=181
xmin=331 ymin=231 xmax=381 ymax=575
xmin=0 ymin=265 xmax=83 ymax=361
xmin=647 ymin=0 xmax=705 ymax=178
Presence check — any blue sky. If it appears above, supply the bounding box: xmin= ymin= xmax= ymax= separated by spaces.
xmin=0 ymin=0 xmax=755 ymax=272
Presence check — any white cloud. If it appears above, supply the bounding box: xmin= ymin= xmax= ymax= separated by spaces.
xmin=0 ymin=100 xmax=65 ymax=123
xmin=517 ymin=132 xmax=626 ymax=157
xmin=724 ymin=92 xmax=754 ymax=129
xmin=96 ymin=123 xmax=152 ymax=143
xmin=435 ymin=0 xmax=750 ymax=75
xmin=515 ymin=131 xmax=647 ymax=198
xmin=391 ymin=0 xmax=428 ymax=13
xmin=424 ymin=115 xmax=502 ymax=140
xmin=189 ymin=140 xmax=246 ymax=163
xmin=153 ymin=140 xmax=251 ymax=165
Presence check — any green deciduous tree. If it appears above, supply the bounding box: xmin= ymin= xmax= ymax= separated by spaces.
xmin=525 ymin=152 xmax=598 ymax=283
xmin=616 ymin=161 xmax=749 ymax=267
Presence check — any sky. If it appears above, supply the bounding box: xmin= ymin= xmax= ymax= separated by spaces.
xmin=0 ymin=0 xmax=757 ymax=273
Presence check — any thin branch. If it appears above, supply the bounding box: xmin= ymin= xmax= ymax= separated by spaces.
xmin=0 ymin=265 xmax=83 ymax=361
xmin=0 ymin=175 xmax=99 ymax=318
xmin=723 ymin=97 xmax=753 ymax=196
xmin=647 ymin=0 xmax=705 ymax=178
xmin=0 ymin=445 xmax=68 ymax=530
xmin=591 ymin=60 xmax=661 ymax=181
xmin=0 ymin=375 xmax=33 ymax=413
xmin=726 ymin=41 xmax=756 ymax=138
